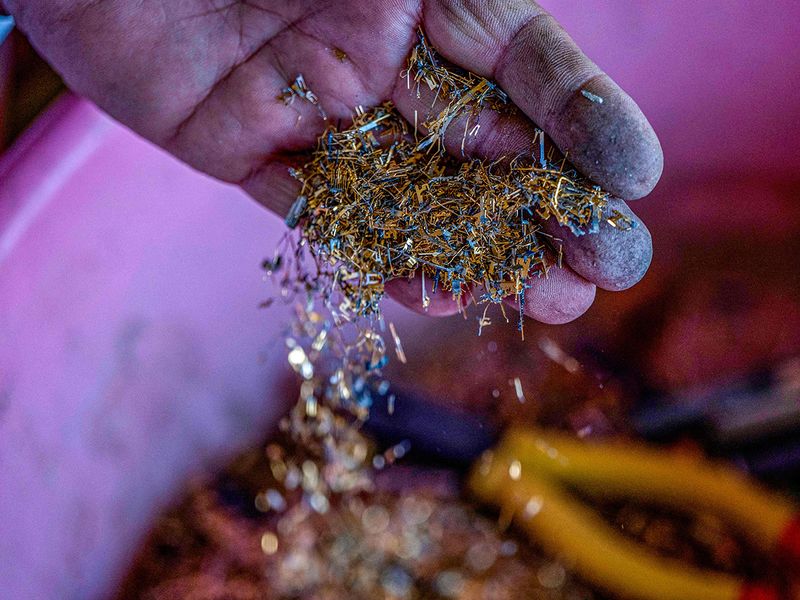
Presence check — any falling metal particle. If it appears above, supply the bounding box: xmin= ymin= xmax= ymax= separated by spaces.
xmin=260 ymin=532 xmax=279 ymax=555
xmin=524 ymin=495 xmax=544 ymax=518
xmin=421 ymin=270 xmax=431 ymax=309
xmin=261 ymin=255 xmax=282 ymax=274
xmin=477 ymin=305 xmax=491 ymax=336
xmin=538 ymin=336 xmax=581 ymax=373
xmin=287 ymin=346 xmax=306 ymax=368
xmin=388 ymin=322 xmax=407 ymax=364
xmin=266 ymin=489 xmax=287 ymax=512
xmin=311 ymin=326 xmax=329 ymax=351
xmin=513 ymin=376 xmax=526 ymax=403
xmin=309 ymin=492 xmax=330 ymax=514
xmin=305 ymin=395 xmax=318 ymax=417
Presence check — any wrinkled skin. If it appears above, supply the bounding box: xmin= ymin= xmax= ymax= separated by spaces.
xmin=7 ymin=0 xmax=662 ymax=323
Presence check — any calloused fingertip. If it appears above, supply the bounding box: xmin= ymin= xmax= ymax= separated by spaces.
xmin=559 ymin=77 xmax=664 ymax=201
xmin=544 ymin=198 xmax=653 ymax=292
xmin=385 ymin=276 xmax=468 ymax=317
xmin=503 ymin=267 xmax=597 ymax=325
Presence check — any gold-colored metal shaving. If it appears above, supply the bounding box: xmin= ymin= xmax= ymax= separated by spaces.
xmin=287 ymin=31 xmax=632 ymax=321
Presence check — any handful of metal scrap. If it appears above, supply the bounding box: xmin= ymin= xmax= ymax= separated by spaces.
xmin=286 ymin=32 xmax=632 ymax=319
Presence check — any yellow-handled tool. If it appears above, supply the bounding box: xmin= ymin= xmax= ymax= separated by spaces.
xmin=468 ymin=428 xmax=799 ymax=600
xmin=365 ymin=394 xmax=800 ymax=600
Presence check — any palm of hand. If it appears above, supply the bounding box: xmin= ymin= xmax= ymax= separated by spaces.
xmin=21 ymin=0 xmax=428 ymax=209
xmin=12 ymin=0 xmax=662 ymax=322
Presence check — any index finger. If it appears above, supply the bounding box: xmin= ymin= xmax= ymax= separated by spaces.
xmin=422 ymin=0 xmax=663 ymax=200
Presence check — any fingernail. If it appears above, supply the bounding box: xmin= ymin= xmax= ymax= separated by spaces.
xmin=0 ymin=15 xmax=14 ymax=45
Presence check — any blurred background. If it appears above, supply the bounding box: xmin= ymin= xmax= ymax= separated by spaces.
xmin=1 ymin=1 xmax=799 ymax=599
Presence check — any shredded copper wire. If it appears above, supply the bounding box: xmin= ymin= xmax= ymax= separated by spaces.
xmin=252 ymin=29 xmax=637 ymax=595
xmin=288 ymin=31 xmax=632 ymax=318
xmin=257 ymin=27 xmax=637 ymax=567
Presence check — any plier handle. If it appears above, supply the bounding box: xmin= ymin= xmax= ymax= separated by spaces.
xmin=469 ymin=428 xmax=800 ymax=600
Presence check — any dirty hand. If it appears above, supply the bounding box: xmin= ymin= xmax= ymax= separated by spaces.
xmin=7 ymin=0 xmax=662 ymax=323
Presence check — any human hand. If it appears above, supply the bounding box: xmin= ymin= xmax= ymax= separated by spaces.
xmin=7 ymin=0 xmax=662 ymax=323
